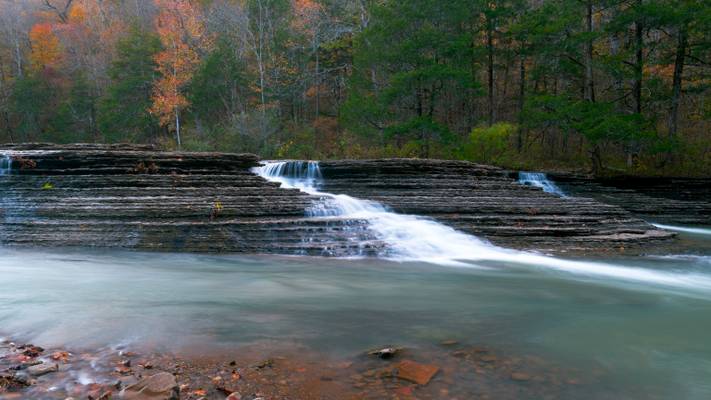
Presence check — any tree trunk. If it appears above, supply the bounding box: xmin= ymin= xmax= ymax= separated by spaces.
xmin=633 ymin=0 xmax=644 ymax=114
xmin=590 ymin=144 xmax=603 ymax=175
xmin=175 ymin=109 xmax=181 ymax=150
xmin=517 ymin=52 xmax=526 ymax=153
xmin=487 ymin=14 xmax=495 ymax=126
xmin=668 ymin=24 xmax=688 ymax=138
xmin=584 ymin=0 xmax=595 ymax=102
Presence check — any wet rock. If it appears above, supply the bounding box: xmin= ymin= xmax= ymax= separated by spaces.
xmin=19 ymin=345 xmax=44 ymax=357
xmin=479 ymin=354 xmax=498 ymax=363
xmin=368 ymin=347 xmax=400 ymax=359
xmin=511 ymin=372 xmax=531 ymax=381
xmin=122 ymin=372 xmax=179 ymax=400
xmin=394 ymin=360 xmax=439 ymax=385
xmin=27 ymin=362 xmax=59 ymax=376
xmin=0 ymin=373 xmax=31 ymax=390
xmin=252 ymin=359 xmax=273 ymax=370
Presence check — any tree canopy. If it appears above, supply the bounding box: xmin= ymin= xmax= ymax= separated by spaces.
xmin=0 ymin=0 xmax=709 ymax=176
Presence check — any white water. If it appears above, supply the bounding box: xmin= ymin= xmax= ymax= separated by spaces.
xmin=0 ymin=154 xmax=11 ymax=176
xmin=253 ymin=161 xmax=711 ymax=293
xmin=652 ymin=223 xmax=711 ymax=236
xmin=518 ymin=171 xmax=567 ymax=197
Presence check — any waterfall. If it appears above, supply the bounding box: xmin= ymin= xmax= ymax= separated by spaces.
xmin=252 ymin=161 xmax=711 ymax=291
xmin=518 ymin=172 xmax=566 ymax=197
xmin=0 ymin=154 xmax=11 ymax=176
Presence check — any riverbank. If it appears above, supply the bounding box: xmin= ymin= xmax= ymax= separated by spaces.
xmin=0 ymin=333 xmax=607 ymax=400
xmin=2 ymin=247 xmax=711 ymax=399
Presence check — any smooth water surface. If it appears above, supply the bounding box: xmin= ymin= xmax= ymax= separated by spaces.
xmin=1 ymin=241 xmax=711 ymax=399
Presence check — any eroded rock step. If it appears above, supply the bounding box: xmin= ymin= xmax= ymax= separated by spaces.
xmin=319 ymin=159 xmax=674 ymax=252
xmin=551 ymin=175 xmax=711 ymax=225
xmin=0 ymin=145 xmax=379 ymax=255
xmin=0 ymin=146 xmax=676 ymax=255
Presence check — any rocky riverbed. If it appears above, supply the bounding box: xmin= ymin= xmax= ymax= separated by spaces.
xmin=0 ymin=336 xmax=598 ymax=400
xmin=0 ymin=144 xmax=677 ymax=255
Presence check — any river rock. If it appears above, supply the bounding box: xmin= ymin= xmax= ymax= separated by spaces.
xmin=121 ymin=372 xmax=179 ymax=400
xmin=27 ymin=362 xmax=58 ymax=376
xmin=395 ymin=360 xmax=439 ymax=385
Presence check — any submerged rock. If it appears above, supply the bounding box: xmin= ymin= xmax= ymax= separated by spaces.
xmin=367 ymin=347 xmax=401 ymax=359
xmin=27 ymin=362 xmax=58 ymax=376
xmin=121 ymin=372 xmax=179 ymax=400
xmin=394 ymin=360 xmax=439 ymax=385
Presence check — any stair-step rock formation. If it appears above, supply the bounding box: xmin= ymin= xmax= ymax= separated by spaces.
xmin=549 ymin=174 xmax=711 ymax=226
xmin=318 ymin=159 xmax=674 ymax=253
xmin=0 ymin=145 xmax=674 ymax=254
xmin=0 ymin=144 xmax=378 ymax=255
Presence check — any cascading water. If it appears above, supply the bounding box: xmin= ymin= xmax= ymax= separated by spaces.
xmin=253 ymin=161 xmax=711 ymax=293
xmin=651 ymin=223 xmax=711 ymax=236
xmin=518 ymin=172 xmax=567 ymax=197
xmin=0 ymin=154 xmax=11 ymax=176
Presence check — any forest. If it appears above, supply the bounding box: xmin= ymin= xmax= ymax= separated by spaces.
xmin=0 ymin=0 xmax=709 ymax=176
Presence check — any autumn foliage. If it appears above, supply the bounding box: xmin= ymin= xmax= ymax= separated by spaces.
xmin=29 ymin=23 xmax=63 ymax=72
xmin=150 ymin=0 xmax=212 ymax=147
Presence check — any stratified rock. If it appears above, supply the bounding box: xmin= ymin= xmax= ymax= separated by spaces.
xmin=122 ymin=372 xmax=179 ymax=400
xmin=395 ymin=360 xmax=439 ymax=385
xmin=0 ymin=145 xmax=377 ymax=256
xmin=319 ymin=159 xmax=675 ymax=253
xmin=551 ymin=173 xmax=711 ymax=226
xmin=0 ymin=145 xmax=677 ymax=254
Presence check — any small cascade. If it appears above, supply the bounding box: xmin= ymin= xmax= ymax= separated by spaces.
xmin=253 ymin=161 xmax=711 ymax=292
xmin=518 ymin=172 xmax=567 ymax=197
xmin=652 ymin=223 xmax=711 ymax=236
xmin=0 ymin=154 xmax=12 ymax=176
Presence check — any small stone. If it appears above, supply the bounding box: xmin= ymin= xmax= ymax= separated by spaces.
xmin=440 ymin=340 xmax=458 ymax=346
xmin=479 ymin=354 xmax=498 ymax=362
xmin=395 ymin=360 xmax=439 ymax=385
xmin=123 ymin=372 xmax=179 ymax=400
xmin=27 ymin=362 xmax=59 ymax=376
xmin=51 ymin=351 xmax=70 ymax=362
xmin=226 ymin=393 xmax=242 ymax=400
xmin=511 ymin=372 xmax=531 ymax=381
xmin=368 ymin=347 xmax=400 ymax=359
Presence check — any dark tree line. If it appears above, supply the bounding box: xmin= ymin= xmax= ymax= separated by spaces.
xmin=0 ymin=0 xmax=709 ymax=176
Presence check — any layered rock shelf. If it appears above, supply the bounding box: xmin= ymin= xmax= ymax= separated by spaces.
xmin=551 ymin=174 xmax=711 ymax=226
xmin=0 ymin=144 xmax=674 ymax=254
xmin=319 ymin=159 xmax=674 ymax=252
xmin=0 ymin=144 xmax=377 ymax=255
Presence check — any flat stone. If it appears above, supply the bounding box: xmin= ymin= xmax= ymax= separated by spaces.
xmin=395 ymin=360 xmax=439 ymax=385
xmin=27 ymin=362 xmax=58 ymax=376
xmin=122 ymin=372 xmax=178 ymax=400
xmin=511 ymin=372 xmax=531 ymax=381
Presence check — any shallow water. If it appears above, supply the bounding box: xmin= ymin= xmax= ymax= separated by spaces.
xmin=1 ymin=232 xmax=711 ymax=399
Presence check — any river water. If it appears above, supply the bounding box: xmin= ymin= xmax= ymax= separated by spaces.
xmin=1 ymin=162 xmax=710 ymax=398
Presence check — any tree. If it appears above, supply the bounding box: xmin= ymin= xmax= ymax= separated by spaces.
xmin=151 ymin=0 xmax=211 ymax=149
xmin=28 ymin=23 xmax=63 ymax=72
xmin=99 ymin=27 xmax=162 ymax=143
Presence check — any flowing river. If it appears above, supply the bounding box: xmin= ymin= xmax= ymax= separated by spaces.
xmin=0 ymin=161 xmax=710 ymax=399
